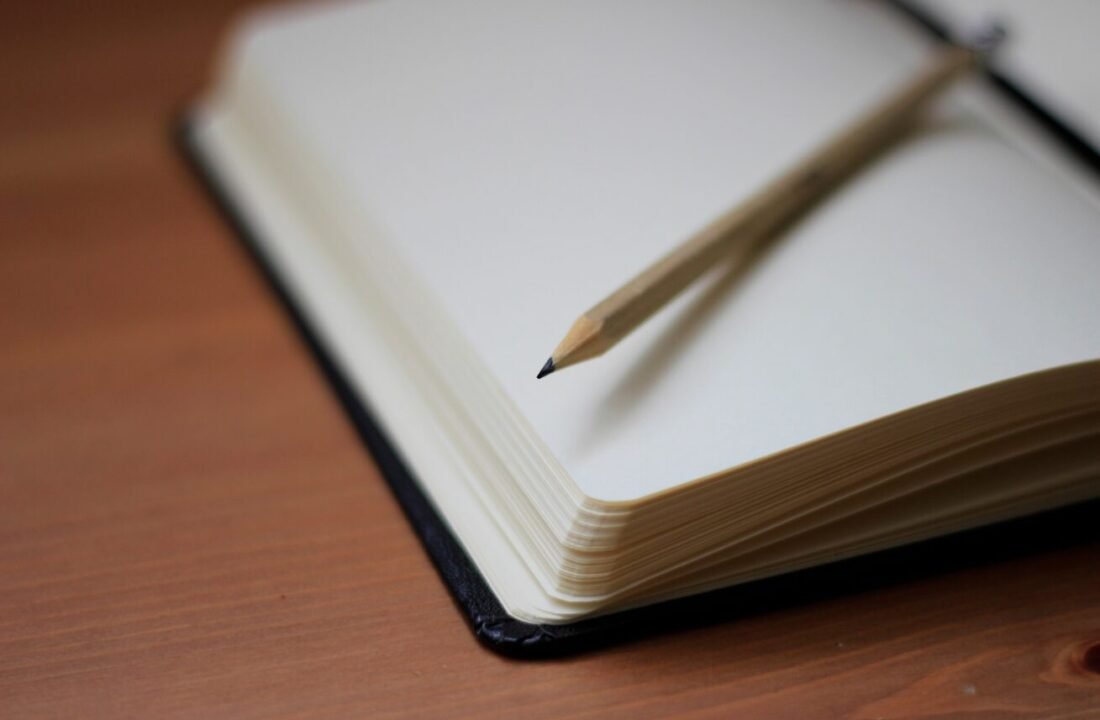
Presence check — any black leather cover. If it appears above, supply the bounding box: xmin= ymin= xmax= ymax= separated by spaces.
xmin=176 ymin=0 xmax=1100 ymax=658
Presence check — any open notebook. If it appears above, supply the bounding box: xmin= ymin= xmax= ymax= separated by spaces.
xmin=185 ymin=0 xmax=1100 ymax=651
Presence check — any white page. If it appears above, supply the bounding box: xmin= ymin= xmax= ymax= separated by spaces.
xmin=235 ymin=0 xmax=1100 ymax=500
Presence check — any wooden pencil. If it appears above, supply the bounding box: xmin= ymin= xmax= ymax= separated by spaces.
xmin=537 ymin=36 xmax=998 ymax=379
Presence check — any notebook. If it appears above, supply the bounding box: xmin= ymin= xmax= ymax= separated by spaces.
xmin=183 ymin=0 xmax=1100 ymax=654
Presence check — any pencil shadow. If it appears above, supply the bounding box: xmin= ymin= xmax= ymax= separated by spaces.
xmin=570 ymin=241 xmax=774 ymax=459
xmin=572 ymin=112 xmax=988 ymax=459
xmin=571 ymin=165 xmax=845 ymax=460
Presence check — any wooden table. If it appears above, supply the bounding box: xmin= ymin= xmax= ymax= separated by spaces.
xmin=3 ymin=1 xmax=1099 ymax=717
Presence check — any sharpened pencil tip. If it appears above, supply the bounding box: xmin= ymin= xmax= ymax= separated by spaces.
xmin=536 ymin=357 xmax=555 ymax=379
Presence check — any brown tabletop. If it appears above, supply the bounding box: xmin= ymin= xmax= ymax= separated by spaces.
xmin=3 ymin=1 xmax=1100 ymax=717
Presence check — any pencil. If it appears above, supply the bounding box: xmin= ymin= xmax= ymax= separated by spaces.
xmin=537 ymin=31 xmax=1002 ymax=379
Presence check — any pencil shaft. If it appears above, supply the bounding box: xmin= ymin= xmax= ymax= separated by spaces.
xmin=549 ymin=45 xmax=977 ymax=372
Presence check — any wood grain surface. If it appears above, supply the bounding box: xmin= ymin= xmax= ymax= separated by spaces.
xmin=2 ymin=1 xmax=1099 ymax=717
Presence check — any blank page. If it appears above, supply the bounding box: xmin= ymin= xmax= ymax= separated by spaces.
xmin=235 ymin=0 xmax=1100 ymax=500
